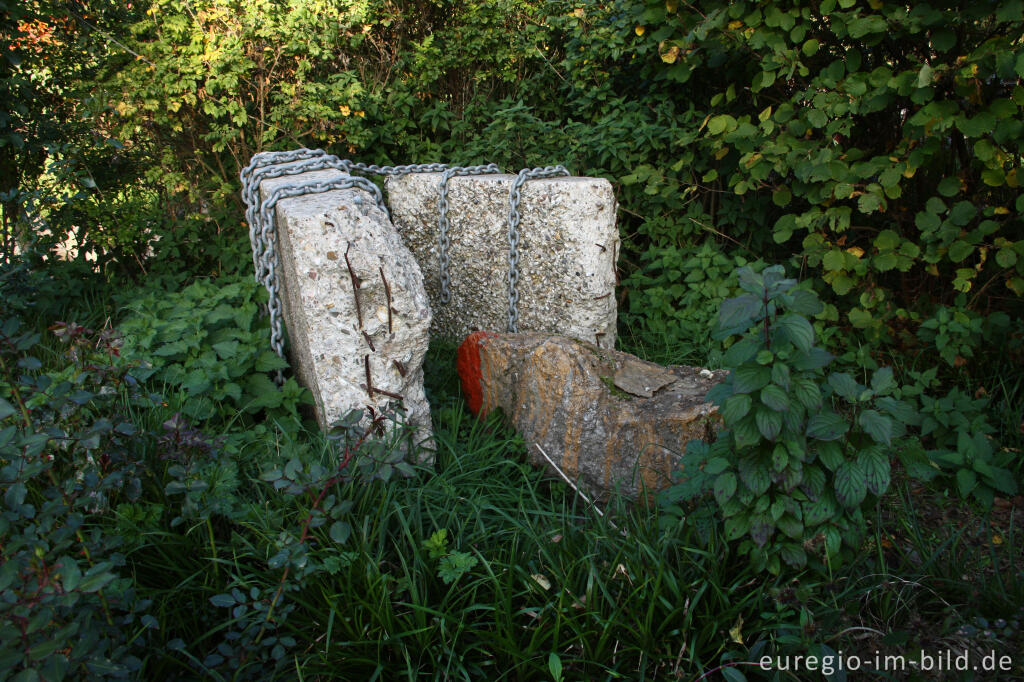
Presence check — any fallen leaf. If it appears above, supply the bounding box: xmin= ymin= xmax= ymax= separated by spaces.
xmin=531 ymin=574 xmax=551 ymax=591
xmin=729 ymin=615 xmax=744 ymax=644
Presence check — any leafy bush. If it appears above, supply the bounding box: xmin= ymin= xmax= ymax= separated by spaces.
xmin=622 ymin=0 xmax=1024 ymax=356
xmin=665 ymin=266 xmax=926 ymax=573
xmin=622 ymin=240 xmax=765 ymax=360
xmin=0 ymin=318 xmax=153 ymax=678
xmin=116 ymin=274 xmax=309 ymax=425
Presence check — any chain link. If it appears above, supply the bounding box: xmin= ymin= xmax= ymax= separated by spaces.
xmin=506 ymin=165 xmax=570 ymax=332
xmin=346 ymin=161 xmax=450 ymax=176
xmin=240 ymin=151 xmax=569 ymax=377
xmin=243 ymin=155 xmax=387 ymax=282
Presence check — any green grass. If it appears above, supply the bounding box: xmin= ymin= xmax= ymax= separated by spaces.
xmin=4 ymin=267 xmax=1023 ymax=680
xmin=121 ymin=342 xmax=783 ymax=679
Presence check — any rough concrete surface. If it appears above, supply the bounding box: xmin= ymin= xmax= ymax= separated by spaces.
xmin=259 ymin=167 xmax=434 ymax=455
xmin=457 ymin=332 xmax=728 ymax=501
xmin=386 ymin=173 xmax=619 ymax=349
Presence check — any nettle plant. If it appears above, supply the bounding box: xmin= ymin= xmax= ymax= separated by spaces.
xmin=674 ymin=266 xmax=920 ymax=573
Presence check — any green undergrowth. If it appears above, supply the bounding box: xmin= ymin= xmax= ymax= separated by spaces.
xmin=1 ymin=276 xmax=1021 ymax=679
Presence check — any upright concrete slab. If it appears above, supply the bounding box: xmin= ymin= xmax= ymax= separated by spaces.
xmin=386 ymin=173 xmax=619 ymax=349
xmin=259 ymin=167 xmax=434 ymax=454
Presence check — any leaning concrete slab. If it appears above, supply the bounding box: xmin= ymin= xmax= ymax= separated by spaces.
xmin=457 ymin=332 xmax=727 ymax=501
xmin=386 ymin=173 xmax=619 ymax=349
xmin=258 ymin=167 xmax=434 ymax=454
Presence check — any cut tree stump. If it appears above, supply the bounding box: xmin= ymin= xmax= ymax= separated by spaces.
xmin=457 ymin=332 xmax=727 ymax=501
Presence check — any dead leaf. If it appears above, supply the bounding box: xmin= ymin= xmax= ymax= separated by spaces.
xmin=530 ymin=574 xmax=551 ymax=591
xmin=729 ymin=615 xmax=744 ymax=644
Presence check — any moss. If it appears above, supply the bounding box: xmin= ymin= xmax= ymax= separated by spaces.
xmin=599 ymin=375 xmax=633 ymax=400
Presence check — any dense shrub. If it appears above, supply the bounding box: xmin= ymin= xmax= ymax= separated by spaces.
xmin=618 ymin=0 xmax=1024 ymax=355
xmin=0 ymin=318 xmax=153 ymax=678
xmin=116 ymin=274 xmax=310 ymax=425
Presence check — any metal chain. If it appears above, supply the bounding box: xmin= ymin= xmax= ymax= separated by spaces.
xmin=506 ymin=165 xmax=569 ymax=332
xmin=243 ymin=156 xmax=387 ymax=283
xmin=437 ymin=164 xmax=502 ymax=303
xmin=240 ymin=151 xmax=570 ymax=374
xmin=239 ymin=147 xmax=327 ymax=189
xmin=345 ymin=161 xmax=449 ymax=176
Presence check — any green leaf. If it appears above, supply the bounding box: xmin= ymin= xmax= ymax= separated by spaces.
xmin=718 ymin=294 xmax=762 ymax=332
xmin=721 ymin=666 xmax=747 ymax=682
xmin=760 ymin=384 xmax=790 ymax=412
xmin=937 ymin=177 xmax=960 ymax=197
xmin=724 ymin=338 xmax=760 ymax=365
xmin=822 ymin=249 xmax=846 ymax=272
xmin=771 ymin=444 xmax=788 ymax=472
xmin=705 ymin=457 xmax=730 ymax=475
xmin=779 ymin=543 xmax=807 ymax=569
xmin=776 ymin=314 xmax=815 ymax=352
xmin=771 ymin=362 xmax=791 ymax=391
xmin=724 ymin=514 xmax=751 ymax=540
xmin=791 ymin=347 xmax=833 ymax=371
xmin=807 ymin=411 xmax=848 ymax=441
xmin=783 ymin=289 xmax=824 ymax=316
xmin=267 ymin=549 xmax=289 ymax=569
xmin=755 ymin=406 xmax=783 ymax=440
xmin=931 ymin=28 xmax=955 ymax=52
xmin=948 ymin=240 xmax=974 ymax=262
xmin=996 ymin=248 xmax=1018 ymax=268
xmin=816 ymin=441 xmax=844 ymax=471
xmin=750 ymin=513 xmax=774 ymax=547
xmin=791 ymin=377 xmax=822 ymax=411
xmin=707 ymin=114 xmax=736 ymax=135
xmin=714 ymin=472 xmax=738 ymax=506
xmin=548 ymin=653 xmax=563 ymax=682
xmin=804 ymin=493 xmax=837 ymax=526
xmin=858 ymin=446 xmax=891 ymax=495
xmin=255 ymin=351 xmax=290 ymax=372
xmin=0 ymin=397 xmax=16 ymax=420
xmin=834 ymin=460 xmax=867 ymax=508
xmin=876 ymin=396 xmax=919 ymax=425
xmin=732 ymin=415 xmax=762 ymax=448
xmin=438 ymin=551 xmax=478 ymax=584
xmin=329 ymin=521 xmax=351 ymax=544
xmin=738 ymin=455 xmax=771 ymax=495
xmin=212 ymin=340 xmax=240 ymax=359
xmin=777 ymin=514 xmax=804 ymax=540
xmin=773 ymin=213 xmax=797 ymax=243
xmin=825 ymin=526 xmax=842 ymax=557
xmin=801 ymin=465 xmax=826 ymax=500
xmin=859 ymin=409 xmax=893 ymax=446
xmin=733 ymin=365 xmax=771 ymax=394
xmin=916 ymin=63 xmax=934 ymax=88
xmin=721 ymin=394 xmax=752 ymax=424
xmin=828 ymin=372 xmax=861 ymax=401
xmin=956 ymin=468 xmax=977 ymax=498
xmin=870 ymin=367 xmax=896 ymax=395
xmin=210 ymin=593 xmax=236 ymax=607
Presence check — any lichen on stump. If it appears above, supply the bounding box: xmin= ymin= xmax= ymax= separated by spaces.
xmin=457 ymin=332 xmax=727 ymax=501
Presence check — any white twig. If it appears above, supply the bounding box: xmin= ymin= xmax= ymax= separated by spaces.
xmin=534 ymin=443 xmax=623 ymax=534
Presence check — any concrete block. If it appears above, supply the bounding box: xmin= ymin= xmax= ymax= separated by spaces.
xmin=386 ymin=173 xmax=619 ymax=349
xmin=259 ymin=168 xmax=434 ymax=453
